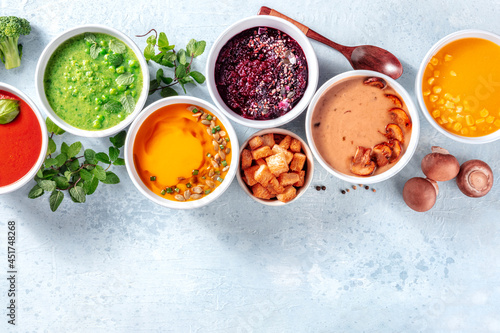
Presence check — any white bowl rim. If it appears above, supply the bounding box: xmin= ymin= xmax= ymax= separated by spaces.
xmin=35 ymin=24 xmax=150 ymax=138
xmin=206 ymin=15 xmax=319 ymax=129
xmin=236 ymin=128 xmax=314 ymax=206
xmin=0 ymin=83 xmax=48 ymax=194
xmin=305 ymin=70 xmax=420 ymax=184
xmin=124 ymin=96 xmax=240 ymax=209
xmin=415 ymin=29 xmax=500 ymax=144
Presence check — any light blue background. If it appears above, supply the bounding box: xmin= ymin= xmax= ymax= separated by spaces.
xmin=1 ymin=0 xmax=499 ymax=332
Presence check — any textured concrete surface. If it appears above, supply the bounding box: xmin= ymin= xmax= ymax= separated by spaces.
xmin=1 ymin=0 xmax=500 ymax=332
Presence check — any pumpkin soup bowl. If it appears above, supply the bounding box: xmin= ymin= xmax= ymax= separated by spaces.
xmin=35 ymin=25 xmax=149 ymax=138
xmin=124 ymin=96 xmax=239 ymax=209
xmin=0 ymin=83 xmax=48 ymax=195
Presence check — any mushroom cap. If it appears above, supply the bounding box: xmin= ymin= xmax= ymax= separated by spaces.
xmin=456 ymin=159 xmax=494 ymax=198
xmin=403 ymin=177 xmax=438 ymax=212
xmin=421 ymin=146 xmax=460 ymax=181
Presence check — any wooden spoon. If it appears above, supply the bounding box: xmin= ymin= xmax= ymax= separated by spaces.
xmin=258 ymin=6 xmax=403 ymax=79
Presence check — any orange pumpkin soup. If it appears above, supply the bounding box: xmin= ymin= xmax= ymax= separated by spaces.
xmin=133 ymin=103 xmax=232 ymax=201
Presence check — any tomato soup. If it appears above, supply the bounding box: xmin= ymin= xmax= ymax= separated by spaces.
xmin=133 ymin=103 xmax=232 ymax=201
xmin=0 ymin=90 xmax=43 ymax=187
xmin=422 ymin=38 xmax=500 ymax=137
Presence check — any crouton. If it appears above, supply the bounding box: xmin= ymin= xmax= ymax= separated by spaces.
xmin=278 ymin=172 xmax=300 ymax=187
xmin=289 ymin=138 xmax=302 ymax=153
xmin=240 ymin=149 xmax=253 ymax=170
xmin=293 ymin=170 xmax=305 ymax=187
xmin=252 ymin=183 xmax=274 ymax=199
xmin=278 ymin=135 xmax=292 ymax=150
xmin=255 ymin=158 xmax=266 ymax=166
xmin=254 ymin=164 xmax=274 ymax=185
xmin=248 ymin=136 xmax=264 ymax=150
xmin=271 ymin=144 xmax=293 ymax=164
xmin=261 ymin=133 xmax=276 ymax=147
xmin=251 ymin=146 xmax=273 ymax=160
xmin=277 ymin=185 xmax=297 ymax=203
xmin=243 ymin=165 xmax=259 ymax=186
xmin=265 ymin=152 xmax=289 ymax=176
xmin=290 ymin=153 xmax=306 ymax=172
xmin=266 ymin=177 xmax=285 ymax=194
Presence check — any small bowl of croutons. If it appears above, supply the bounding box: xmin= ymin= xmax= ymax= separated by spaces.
xmin=237 ymin=128 xmax=314 ymax=205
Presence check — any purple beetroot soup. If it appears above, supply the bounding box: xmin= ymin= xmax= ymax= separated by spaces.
xmin=215 ymin=26 xmax=308 ymax=120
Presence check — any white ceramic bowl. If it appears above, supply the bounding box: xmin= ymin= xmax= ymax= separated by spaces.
xmin=206 ymin=15 xmax=319 ymax=129
xmin=305 ymin=70 xmax=420 ymax=184
xmin=415 ymin=29 xmax=500 ymax=144
xmin=125 ymin=96 xmax=239 ymax=209
xmin=0 ymin=83 xmax=48 ymax=194
xmin=236 ymin=128 xmax=314 ymax=206
xmin=35 ymin=25 xmax=150 ymax=138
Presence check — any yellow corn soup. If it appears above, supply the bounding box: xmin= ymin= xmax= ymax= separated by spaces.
xmin=133 ymin=103 xmax=232 ymax=201
xmin=422 ymin=37 xmax=500 ymax=137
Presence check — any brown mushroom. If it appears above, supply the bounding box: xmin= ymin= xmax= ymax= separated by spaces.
xmin=421 ymin=146 xmax=460 ymax=181
xmin=403 ymin=177 xmax=439 ymax=212
xmin=456 ymin=159 xmax=494 ymax=197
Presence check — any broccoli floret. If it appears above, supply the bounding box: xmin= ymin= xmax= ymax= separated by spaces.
xmin=0 ymin=16 xmax=31 ymax=70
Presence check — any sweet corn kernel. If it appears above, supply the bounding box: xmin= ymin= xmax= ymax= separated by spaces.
xmin=423 ymin=89 xmax=431 ymax=96
xmin=494 ymin=119 xmax=500 ymax=127
xmin=430 ymin=57 xmax=439 ymax=66
xmin=465 ymin=115 xmax=476 ymax=126
xmin=480 ymin=108 xmax=489 ymax=117
xmin=430 ymin=95 xmax=439 ymax=102
xmin=456 ymin=114 xmax=464 ymax=120
xmin=445 ymin=101 xmax=455 ymax=109
xmin=456 ymin=106 xmax=463 ymax=112
xmin=453 ymin=122 xmax=463 ymax=131
xmin=444 ymin=54 xmax=453 ymax=62
xmin=452 ymin=96 xmax=461 ymax=103
xmin=450 ymin=70 xmax=457 ymax=76
xmin=470 ymin=126 xmax=477 ymax=131
xmin=437 ymin=98 xmax=445 ymax=105
xmin=428 ymin=77 xmax=435 ymax=85
xmin=486 ymin=115 xmax=495 ymax=123
xmin=440 ymin=116 xmax=448 ymax=124
xmin=437 ymin=119 xmax=444 ymax=125
xmin=444 ymin=93 xmax=453 ymax=100
xmin=448 ymin=117 xmax=455 ymax=123
xmin=461 ymin=128 xmax=469 ymax=135
xmin=434 ymin=70 xmax=440 ymax=78
xmin=432 ymin=109 xmax=441 ymax=118
xmin=433 ymin=86 xmax=442 ymax=93
xmin=476 ymin=118 xmax=485 ymax=124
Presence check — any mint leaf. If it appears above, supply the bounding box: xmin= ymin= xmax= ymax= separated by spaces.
xmin=103 ymin=100 xmax=122 ymax=113
xmin=107 ymin=53 xmax=123 ymax=66
xmin=90 ymin=43 xmax=101 ymax=59
xmin=193 ymin=41 xmax=206 ymax=57
xmin=101 ymin=171 xmax=120 ymax=184
xmin=61 ymin=142 xmax=69 ymax=155
xmin=175 ymin=64 xmax=186 ymax=79
xmin=79 ymin=169 xmax=93 ymax=182
xmin=109 ymin=40 xmax=126 ymax=54
xmin=158 ymin=32 xmax=169 ymax=48
xmin=113 ymin=158 xmax=125 ymax=166
xmin=95 ymin=152 xmax=110 ymax=164
xmin=64 ymin=170 xmax=72 ymax=181
xmin=55 ymin=153 xmax=68 ymax=167
xmin=28 ymin=185 xmax=44 ymax=199
xmin=110 ymin=131 xmax=126 ymax=149
xmin=161 ymin=76 xmax=173 ymax=84
xmin=189 ymin=71 xmax=205 ymax=84
xmin=156 ymin=68 xmax=164 ymax=82
xmin=109 ymin=146 xmax=119 ymax=162
xmin=120 ymin=95 xmax=135 ymax=114
xmin=177 ymin=49 xmax=187 ymax=65
xmin=160 ymin=86 xmax=178 ymax=98
xmin=186 ymin=39 xmax=196 ymax=57
xmin=67 ymin=141 xmax=82 ymax=158
xmin=49 ymin=190 xmax=64 ymax=211
xmin=44 ymin=158 xmax=58 ymax=167
xmin=68 ymin=159 xmax=80 ymax=172
xmin=84 ymin=33 xmax=96 ymax=44
xmin=46 ymin=117 xmax=65 ymax=135
xmin=84 ymin=149 xmax=96 ymax=164
xmin=69 ymin=186 xmax=86 ymax=203
xmin=53 ymin=176 xmax=70 ymax=190
xmin=92 ymin=165 xmax=107 ymax=181
xmin=146 ymin=35 xmax=156 ymax=45
xmin=36 ymin=168 xmax=44 ymax=178
xmin=116 ymin=72 xmax=135 ymax=86
xmin=47 ymin=137 xmax=56 ymax=155
xmin=83 ymin=177 xmax=99 ymax=195
xmin=38 ymin=179 xmax=56 ymax=191
xmin=144 ymin=44 xmax=155 ymax=61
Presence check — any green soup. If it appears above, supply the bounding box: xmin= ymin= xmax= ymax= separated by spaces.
xmin=44 ymin=32 xmax=143 ymax=131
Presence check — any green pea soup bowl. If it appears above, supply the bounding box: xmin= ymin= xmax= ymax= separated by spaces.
xmin=35 ymin=25 xmax=150 ymax=137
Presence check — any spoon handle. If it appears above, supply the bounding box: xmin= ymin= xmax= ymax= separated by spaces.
xmin=258 ymin=6 xmax=353 ymax=57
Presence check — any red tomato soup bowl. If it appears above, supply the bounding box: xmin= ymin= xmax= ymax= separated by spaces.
xmin=0 ymin=83 xmax=48 ymax=194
